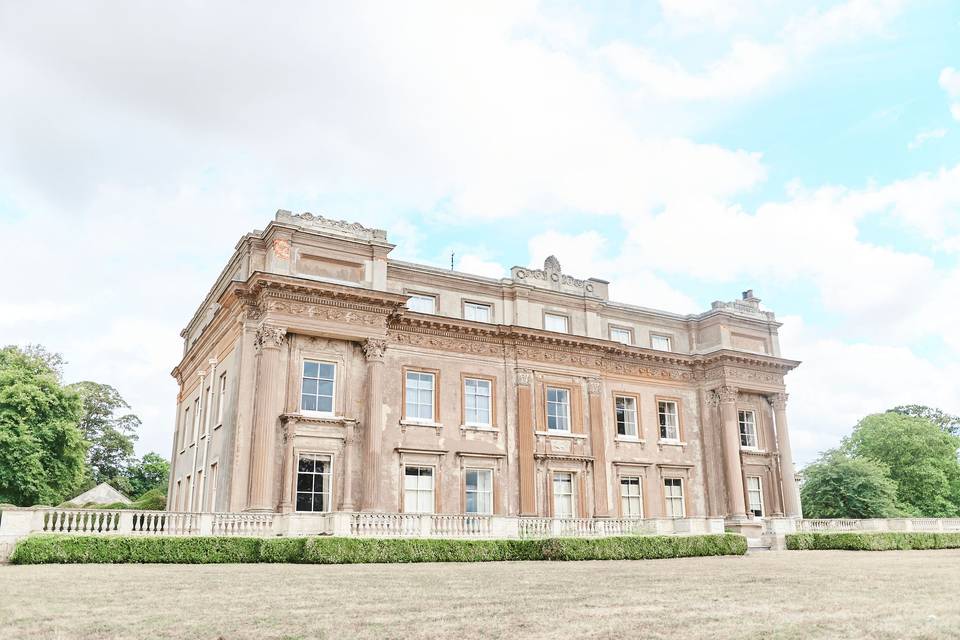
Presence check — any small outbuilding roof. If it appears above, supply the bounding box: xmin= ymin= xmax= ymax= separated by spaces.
xmin=68 ymin=482 xmax=131 ymax=505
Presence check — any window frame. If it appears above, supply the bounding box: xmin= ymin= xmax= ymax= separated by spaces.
xmin=663 ymin=477 xmax=686 ymax=518
xmin=551 ymin=471 xmax=576 ymax=519
xmin=215 ymin=373 xmax=227 ymax=428
xmin=462 ymin=300 xmax=493 ymax=323
xmin=179 ymin=406 xmax=189 ymax=452
xmin=609 ymin=325 xmax=633 ymax=345
xmin=656 ymin=397 xmax=682 ymax=443
xmin=191 ymin=397 xmax=201 ymax=445
xmin=738 ymin=409 xmax=760 ymax=449
xmin=746 ymin=475 xmax=764 ymax=517
xmin=613 ymin=393 xmax=640 ymax=439
xmin=464 ymin=467 xmax=494 ymax=515
xmin=208 ymin=461 xmax=219 ymax=512
xmin=619 ymin=475 xmax=644 ymax=518
xmin=406 ymin=292 xmax=437 ymax=314
xmin=543 ymin=311 xmax=570 ymax=334
xmin=403 ymin=465 xmax=436 ymax=514
xmin=461 ymin=374 xmax=496 ymax=428
xmin=403 ymin=367 xmax=440 ymax=424
xmin=650 ymin=333 xmax=673 ymax=352
xmin=294 ymin=452 xmax=333 ymax=513
xmin=300 ymin=359 xmax=337 ymax=417
xmin=545 ymin=386 xmax=572 ymax=433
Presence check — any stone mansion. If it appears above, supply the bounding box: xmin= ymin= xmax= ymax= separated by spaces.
xmin=166 ymin=211 xmax=801 ymax=535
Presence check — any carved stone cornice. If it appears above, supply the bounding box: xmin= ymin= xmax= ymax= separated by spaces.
xmin=254 ymin=324 xmax=287 ymax=352
xmin=235 ymin=272 xmax=408 ymax=319
xmin=362 ymin=338 xmax=387 ymax=362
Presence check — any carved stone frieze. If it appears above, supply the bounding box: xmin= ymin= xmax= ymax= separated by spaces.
xmin=515 ymin=345 xmax=602 ymax=367
xmin=389 ymin=330 xmax=504 ymax=356
xmin=705 ymin=365 xmax=784 ymax=386
xmin=265 ymin=299 xmax=386 ymax=327
xmin=601 ymin=358 xmax=694 ymax=382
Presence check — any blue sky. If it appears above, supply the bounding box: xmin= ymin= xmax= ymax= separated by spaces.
xmin=1 ymin=1 xmax=959 ymax=465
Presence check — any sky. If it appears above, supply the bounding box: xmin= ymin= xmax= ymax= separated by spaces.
xmin=1 ymin=0 xmax=959 ymax=466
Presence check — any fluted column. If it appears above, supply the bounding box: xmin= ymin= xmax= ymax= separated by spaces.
xmin=771 ymin=393 xmax=801 ymax=517
xmin=246 ymin=324 xmax=286 ymax=512
xmin=341 ymin=420 xmax=357 ymax=511
xmin=279 ymin=422 xmax=296 ymax=513
xmin=586 ymin=378 xmax=609 ymax=517
xmin=361 ymin=338 xmax=387 ymax=512
xmin=516 ymin=369 xmax=536 ymax=516
xmin=717 ymin=386 xmax=747 ymax=518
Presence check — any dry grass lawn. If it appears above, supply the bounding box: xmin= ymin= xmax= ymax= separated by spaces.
xmin=2 ymin=550 xmax=959 ymax=639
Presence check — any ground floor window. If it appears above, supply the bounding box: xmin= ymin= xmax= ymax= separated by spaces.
xmin=296 ymin=454 xmax=332 ymax=512
xmin=404 ymin=466 xmax=435 ymax=513
xmin=553 ymin=472 xmax=575 ymax=518
xmin=747 ymin=476 xmax=764 ymax=517
xmin=465 ymin=468 xmax=493 ymax=514
xmin=664 ymin=478 xmax=685 ymax=517
xmin=620 ymin=476 xmax=643 ymax=517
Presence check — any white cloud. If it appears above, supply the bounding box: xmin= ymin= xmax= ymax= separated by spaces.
xmin=780 ymin=315 xmax=960 ymax=465
xmin=907 ymin=128 xmax=947 ymax=150
xmin=939 ymin=67 xmax=960 ymax=121
xmin=605 ymin=0 xmax=904 ymax=102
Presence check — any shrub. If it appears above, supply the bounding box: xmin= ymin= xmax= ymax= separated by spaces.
xmin=10 ymin=535 xmax=261 ymax=564
xmin=786 ymin=532 xmax=960 ymax=551
xmin=11 ymin=533 xmax=746 ymax=565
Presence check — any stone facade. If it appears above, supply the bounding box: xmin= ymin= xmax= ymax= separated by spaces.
xmin=167 ymin=211 xmax=801 ymax=531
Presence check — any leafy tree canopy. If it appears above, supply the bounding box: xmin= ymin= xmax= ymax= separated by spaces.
xmin=0 ymin=346 xmax=87 ymax=506
xmin=800 ymin=451 xmax=905 ymax=519
xmin=889 ymin=404 xmax=960 ymax=435
xmin=67 ymin=381 xmax=140 ymax=484
xmin=125 ymin=452 xmax=170 ymax=498
xmin=843 ymin=412 xmax=960 ymax=517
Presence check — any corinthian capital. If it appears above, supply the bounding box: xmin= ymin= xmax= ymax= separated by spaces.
xmin=586 ymin=377 xmax=602 ymax=396
xmin=254 ymin=324 xmax=287 ymax=352
xmin=716 ymin=385 xmax=739 ymax=404
xmin=515 ymin=369 xmax=533 ymax=387
xmin=362 ymin=338 xmax=387 ymax=362
xmin=770 ymin=392 xmax=789 ymax=411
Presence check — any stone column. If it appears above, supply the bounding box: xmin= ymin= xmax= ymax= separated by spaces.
xmin=771 ymin=393 xmax=801 ymax=517
xmin=246 ymin=324 xmax=287 ymax=512
xmin=586 ymin=378 xmax=609 ymax=517
xmin=360 ymin=338 xmax=387 ymax=512
xmin=279 ymin=422 xmax=296 ymax=513
xmin=516 ymin=369 xmax=536 ymax=516
xmin=717 ymin=386 xmax=747 ymax=518
xmin=341 ymin=420 xmax=357 ymax=511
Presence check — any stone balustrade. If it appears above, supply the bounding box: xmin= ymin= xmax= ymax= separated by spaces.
xmin=795 ymin=518 xmax=960 ymax=533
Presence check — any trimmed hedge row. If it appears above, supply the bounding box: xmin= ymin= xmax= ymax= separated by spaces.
xmin=10 ymin=533 xmax=746 ymax=564
xmin=786 ymin=532 xmax=960 ymax=551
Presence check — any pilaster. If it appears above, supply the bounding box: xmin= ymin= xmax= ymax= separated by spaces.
xmin=586 ymin=377 xmax=609 ymax=516
xmin=516 ymin=368 xmax=536 ymax=516
xmin=360 ymin=338 xmax=387 ymax=511
xmin=245 ymin=323 xmax=287 ymax=512
xmin=717 ymin=385 xmax=747 ymax=518
xmin=771 ymin=393 xmax=801 ymax=517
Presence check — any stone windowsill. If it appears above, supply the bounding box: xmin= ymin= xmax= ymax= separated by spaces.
xmin=615 ymin=436 xmax=645 ymax=445
xmin=460 ymin=424 xmax=498 ymax=433
xmin=400 ymin=419 xmax=444 ymax=434
xmin=657 ymin=440 xmax=688 ymax=449
xmin=535 ymin=431 xmax=588 ymax=440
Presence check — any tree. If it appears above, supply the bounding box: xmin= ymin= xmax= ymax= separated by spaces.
xmin=125 ymin=452 xmax=170 ymax=498
xmin=68 ymin=381 xmax=140 ymax=484
xmin=889 ymin=404 xmax=960 ymax=435
xmin=0 ymin=346 xmax=88 ymax=506
xmin=800 ymin=451 xmax=904 ymax=519
xmin=843 ymin=412 xmax=960 ymax=517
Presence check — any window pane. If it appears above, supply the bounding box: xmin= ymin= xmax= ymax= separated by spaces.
xmin=302 ymin=379 xmax=318 ymax=396
xmin=301 ymin=395 xmax=317 ymax=412
xmin=317 ymin=363 xmax=335 ymax=380
xmin=296 ymin=493 xmax=312 ymax=511
xmin=302 ymin=361 xmax=319 ymax=378
xmin=317 ymin=380 xmax=333 ymax=397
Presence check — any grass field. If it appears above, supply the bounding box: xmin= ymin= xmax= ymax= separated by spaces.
xmin=2 ymin=550 xmax=958 ymax=639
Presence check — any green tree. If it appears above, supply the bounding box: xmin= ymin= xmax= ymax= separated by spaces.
xmin=800 ymin=451 xmax=905 ymax=518
xmin=889 ymin=404 xmax=960 ymax=435
xmin=843 ymin=412 xmax=960 ymax=517
xmin=0 ymin=346 xmax=88 ymax=506
xmin=125 ymin=452 xmax=170 ymax=498
xmin=68 ymin=381 xmax=140 ymax=484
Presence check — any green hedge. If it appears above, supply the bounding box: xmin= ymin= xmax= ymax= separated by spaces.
xmin=11 ymin=533 xmax=745 ymax=565
xmin=786 ymin=532 xmax=960 ymax=551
